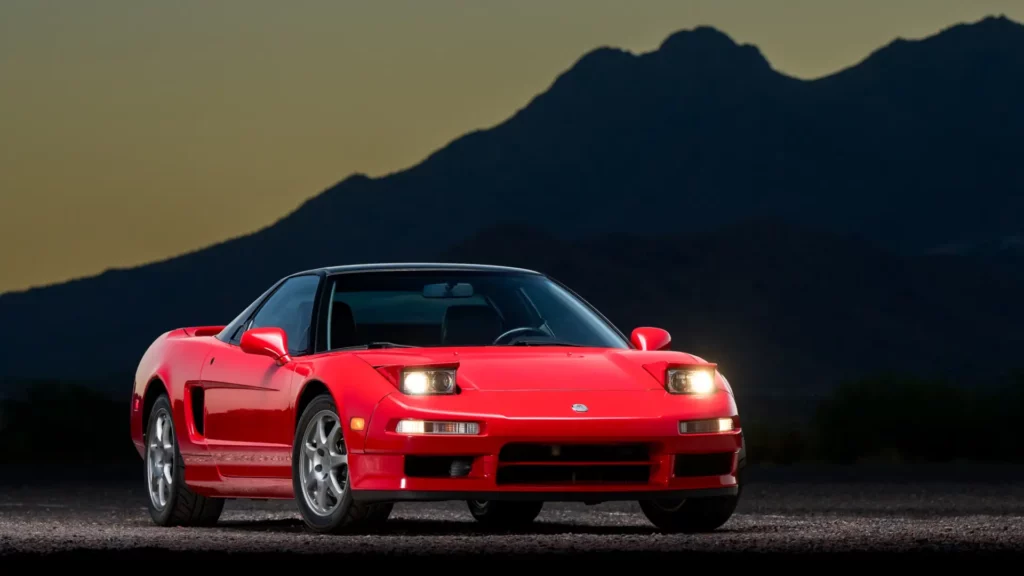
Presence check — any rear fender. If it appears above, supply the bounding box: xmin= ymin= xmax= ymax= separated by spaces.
xmin=130 ymin=331 xmax=216 ymax=473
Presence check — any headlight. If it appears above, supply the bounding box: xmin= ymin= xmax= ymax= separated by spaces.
xmin=666 ymin=367 xmax=716 ymax=394
xmin=401 ymin=368 xmax=456 ymax=395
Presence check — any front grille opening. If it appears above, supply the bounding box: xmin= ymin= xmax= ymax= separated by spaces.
xmin=497 ymin=464 xmax=651 ymax=485
xmin=404 ymin=455 xmax=474 ymax=478
xmin=673 ymin=453 xmax=734 ymax=477
xmin=499 ymin=443 xmax=650 ymax=463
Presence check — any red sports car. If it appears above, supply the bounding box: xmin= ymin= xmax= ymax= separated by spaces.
xmin=129 ymin=263 xmax=744 ymax=533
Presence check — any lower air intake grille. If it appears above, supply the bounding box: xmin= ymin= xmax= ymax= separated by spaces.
xmin=498 ymin=443 xmax=650 ymax=463
xmin=404 ymin=455 xmax=474 ymax=478
xmin=673 ymin=453 xmax=734 ymax=477
xmin=496 ymin=464 xmax=650 ymax=485
xmin=495 ymin=443 xmax=653 ymax=485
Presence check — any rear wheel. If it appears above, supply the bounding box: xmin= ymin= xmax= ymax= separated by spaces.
xmin=292 ymin=393 xmax=393 ymax=533
xmin=639 ymin=458 xmax=744 ymax=533
xmin=639 ymin=492 xmax=738 ymax=533
xmin=145 ymin=394 xmax=224 ymax=526
xmin=641 ymin=445 xmax=746 ymax=533
xmin=467 ymin=500 xmax=543 ymax=529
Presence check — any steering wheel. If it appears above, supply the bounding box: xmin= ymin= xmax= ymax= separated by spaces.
xmin=492 ymin=326 xmax=549 ymax=345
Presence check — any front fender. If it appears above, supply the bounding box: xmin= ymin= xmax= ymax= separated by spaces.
xmin=297 ymin=353 xmax=398 ymax=453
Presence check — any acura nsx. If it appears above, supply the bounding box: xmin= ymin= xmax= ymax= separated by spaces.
xmin=129 ymin=263 xmax=745 ymax=533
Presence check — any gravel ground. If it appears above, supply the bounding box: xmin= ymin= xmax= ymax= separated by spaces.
xmin=1 ymin=466 xmax=1023 ymax=564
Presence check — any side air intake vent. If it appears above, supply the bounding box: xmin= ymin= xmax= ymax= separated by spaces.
xmin=190 ymin=387 xmax=205 ymax=436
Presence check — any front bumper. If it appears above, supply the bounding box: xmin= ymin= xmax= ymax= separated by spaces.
xmin=347 ymin=391 xmax=743 ymax=503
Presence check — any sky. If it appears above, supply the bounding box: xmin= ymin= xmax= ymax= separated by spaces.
xmin=2 ymin=0 xmax=1023 ymax=294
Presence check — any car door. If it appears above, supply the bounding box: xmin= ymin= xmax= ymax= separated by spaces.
xmin=199 ymin=273 xmax=322 ymax=479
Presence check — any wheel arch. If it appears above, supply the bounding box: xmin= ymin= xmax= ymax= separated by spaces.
xmin=294 ymin=356 xmax=400 ymax=455
xmin=142 ymin=376 xmax=170 ymax=439
xmin=295 ymin=378 xmax=334 ymax=431
xmin=293 ymin=369 xmax=385 ymax=455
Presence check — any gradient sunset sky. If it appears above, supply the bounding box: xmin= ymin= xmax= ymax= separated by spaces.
xmin=3 ymin=0 xmax=1022 ymax=294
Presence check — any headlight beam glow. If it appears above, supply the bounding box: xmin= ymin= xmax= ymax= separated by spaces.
xmin=666 ymin=367 xmax=717 ymax=394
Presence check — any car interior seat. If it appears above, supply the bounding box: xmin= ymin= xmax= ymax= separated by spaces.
xmin=441 ymin=305 xmax=503 ymax=346
xmin=329 ymin=301 xmax=357 ymax=349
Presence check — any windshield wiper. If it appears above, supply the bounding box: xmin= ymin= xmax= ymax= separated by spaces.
xmin=508 ymin=339 xmax=586 ymax=347
xmin=334 ymin=341 xmax=415 ymax=350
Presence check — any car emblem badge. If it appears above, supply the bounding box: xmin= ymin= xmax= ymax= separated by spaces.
xmin=571 ymin=403 xmax=588 ymax=413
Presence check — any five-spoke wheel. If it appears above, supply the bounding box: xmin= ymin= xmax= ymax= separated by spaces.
xmin=146 ymin=410 xmax=175 ymax=510
xmin=298 ymin=410 xmax=349 ymax=516
xmin=143 ymin=393 xmax=224 ymax=526
xmin=291 ymin=392 xmax=392 ymax=533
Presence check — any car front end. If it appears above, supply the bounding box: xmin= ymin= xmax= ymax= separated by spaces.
xmin=345 ymin=352 xmax=743 ymax=504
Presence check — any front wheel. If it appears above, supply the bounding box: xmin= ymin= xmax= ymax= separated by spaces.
xmin=145 ymin=394 xmax=224 ymax=526
xmin=467 ymin=500 xmax=543 ymax=529
xmin=292 ymin=393 xmax=392 ymax=533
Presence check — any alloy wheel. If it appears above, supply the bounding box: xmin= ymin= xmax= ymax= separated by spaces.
xmin=299 ymin=410 xmax=349 ymax=516
xmin=146 ymin=411 xmax=174 ymax=510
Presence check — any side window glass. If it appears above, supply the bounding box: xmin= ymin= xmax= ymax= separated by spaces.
xmin=224 ymin=284 xmax=278 ymax=345
xmin=248 ymin=275 xmax=320 ymax=355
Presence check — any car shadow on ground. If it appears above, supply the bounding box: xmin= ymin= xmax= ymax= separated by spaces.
xmin=212 ymin=517 xmax=777 ymax=536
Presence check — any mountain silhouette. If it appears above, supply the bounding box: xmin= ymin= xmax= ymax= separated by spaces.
xmin=441 ymin=221 xmax=1024 ymax=400
xmin=2 ymin=16 xmax=1023 ymax=402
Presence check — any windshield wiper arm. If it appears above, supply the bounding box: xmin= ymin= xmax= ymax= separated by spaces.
xmin=334 ymin=341 xmax=415 ymax=350
xmin=508 ymin=339 xmax=586 ymax=347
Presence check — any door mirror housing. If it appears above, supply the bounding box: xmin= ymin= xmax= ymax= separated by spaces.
xmin=630 ymin=327 xmax=671 ymax=351
xmin=240 ymin=327 xmax=291 ymax=365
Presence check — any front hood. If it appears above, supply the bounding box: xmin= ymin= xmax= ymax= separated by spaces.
xmin=353 ymin=347 xmax=704 ymax=392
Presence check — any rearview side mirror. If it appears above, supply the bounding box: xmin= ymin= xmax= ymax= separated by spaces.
xmin=631 ymin=327 xmax=671 ymax=351
xmin=240 ymin=327 xmax=291 ymax=365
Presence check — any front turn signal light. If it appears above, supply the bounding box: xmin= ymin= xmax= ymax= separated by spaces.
xmin=395 ymin=420 xmax=480 ymax=435
xmin=679 ymin=418 xmax=734 ymax=434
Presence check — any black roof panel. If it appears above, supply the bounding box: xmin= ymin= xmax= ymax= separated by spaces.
xmin=291 ymin=262 xmax=543 ymax=278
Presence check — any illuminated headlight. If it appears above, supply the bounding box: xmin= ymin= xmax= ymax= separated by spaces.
xmin=679 ymin=418 xmax=734 ymax=434
xmin=395 ymin=420 xmax=480 ymax=435
xmin=401 ymin=368 xmax=456 ymax=395
xmin=666 ymin=367 xmax=716 ymax=394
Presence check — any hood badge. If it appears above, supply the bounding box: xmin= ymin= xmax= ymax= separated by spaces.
xmin=571 ymin=403 xmax=588 ymax=413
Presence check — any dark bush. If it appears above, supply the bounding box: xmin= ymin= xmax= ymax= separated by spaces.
xmin=0 ymin=380 xmax=137 ymax=466
xmin=742 ymin=421 xmax=810 ymax=465
xmin=2 ymin=373 xmax=1022 ymax=472
xmin=808 ymin=374 xmax=1023 ymax=463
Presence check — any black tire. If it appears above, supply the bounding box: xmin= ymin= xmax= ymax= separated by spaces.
xmin=292 ymin=392 xmax=393 ymax=534
xmin=639 ymin=454 xmax=743 ymax=534
xmin=640 ymin=444 xmax=746 ymax=533
xmin=638 ymin=492 xmax=739 ymax=533
xmin=144 ymin=394 xmax=224 ymax=527
xmin=467 ymin=500 xmax=544 ymax=529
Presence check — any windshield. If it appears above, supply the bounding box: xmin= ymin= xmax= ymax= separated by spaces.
xmin=324 ymin=270 xmax=629 ymax=350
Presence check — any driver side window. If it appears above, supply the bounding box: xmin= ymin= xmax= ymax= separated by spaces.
xmin=248 ymin=274 xmax=320 ymax=355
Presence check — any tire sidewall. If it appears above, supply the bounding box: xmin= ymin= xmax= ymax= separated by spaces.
xmin=292 ymin=393 xmax=355 ymax=531
xmin=467 ymin=499 xmax=543 ymax=525
xmin=145 ymin=395 xmax=181 ymax=525
xmin=639 ymin=492 xmax=739 ymax=533
xmin=467 ymin=500 xmax=490 ymax=518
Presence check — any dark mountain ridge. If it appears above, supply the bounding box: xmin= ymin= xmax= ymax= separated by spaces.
xmin=2 ymin=17 xmax=1023 ymax=398
xmin=440 ymin=221 xmax=1024 ymax=397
